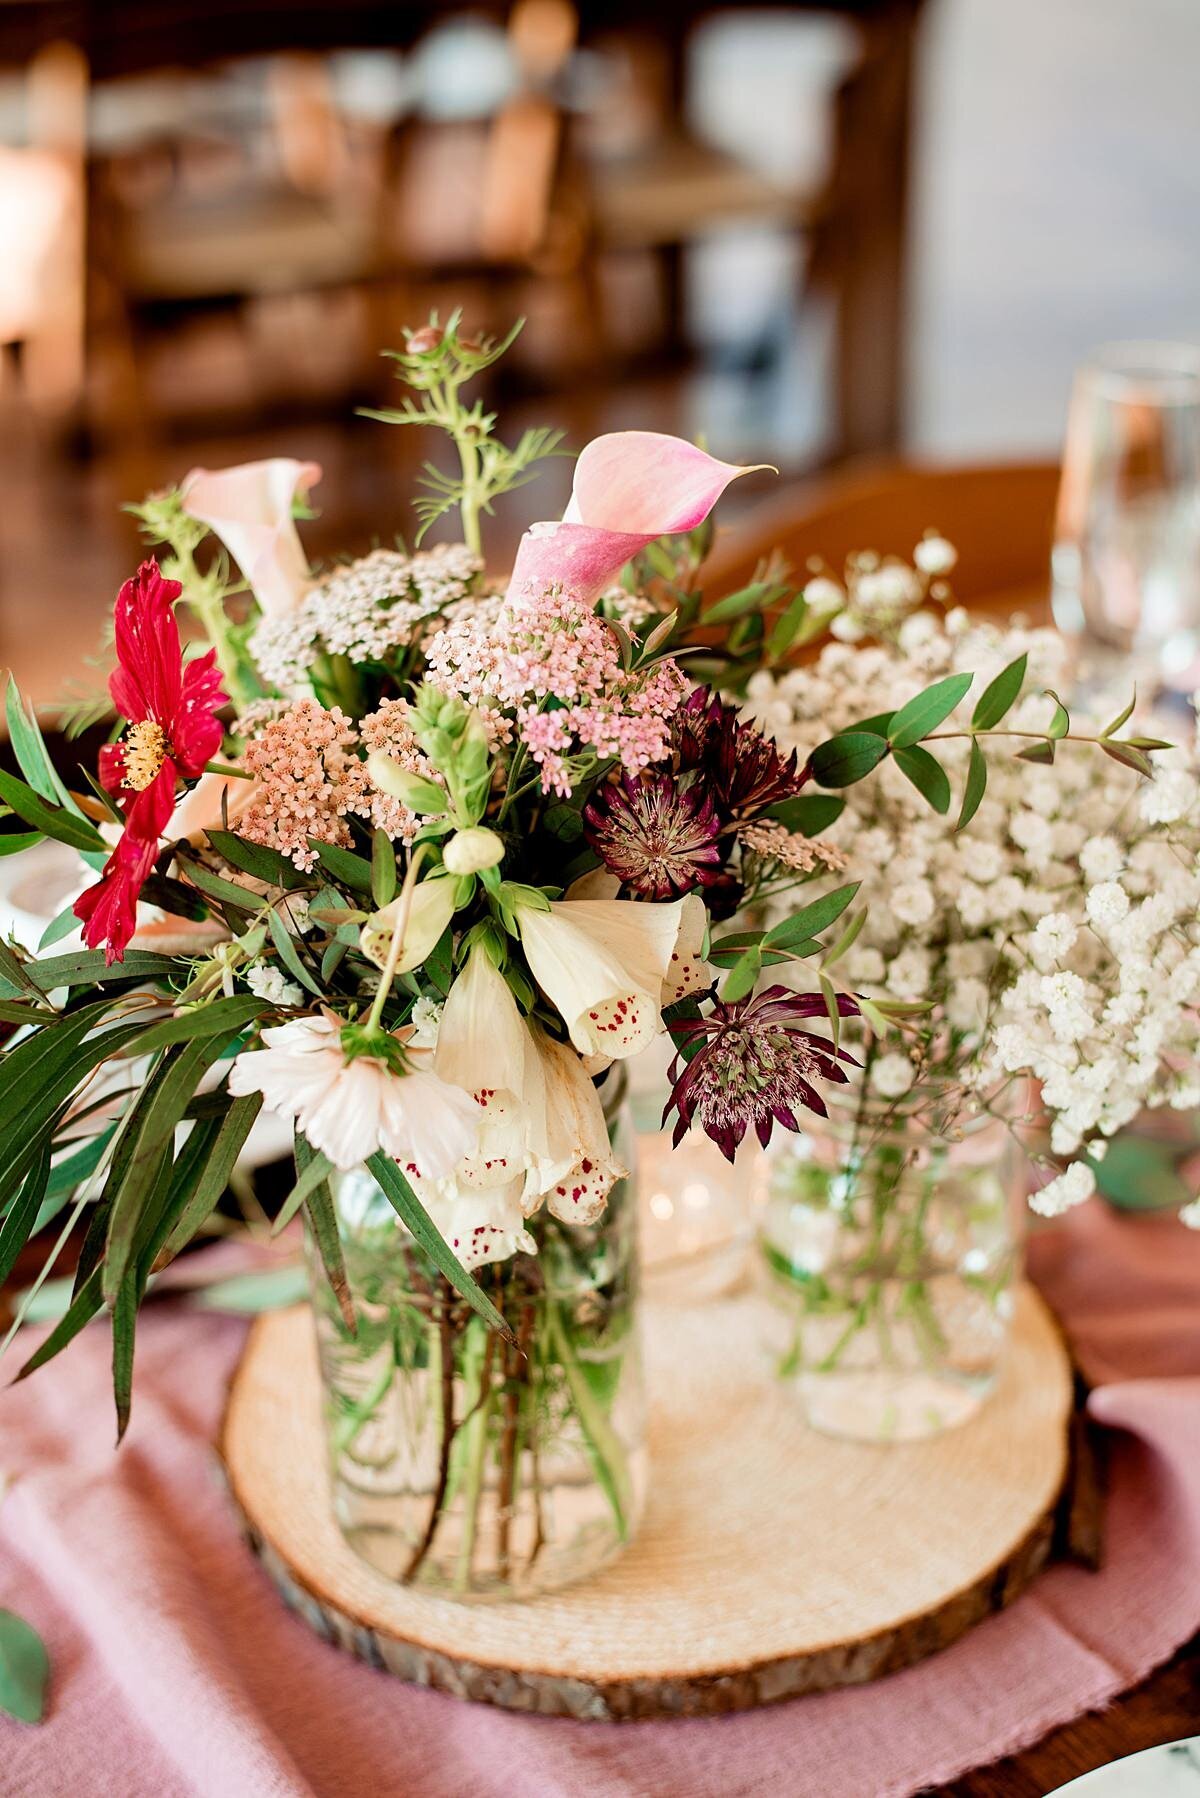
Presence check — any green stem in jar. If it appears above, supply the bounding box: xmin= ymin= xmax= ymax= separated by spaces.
xmin=454 ymin=1318 xmax=495 ymax=1593
xmin=545 ymin=1300 xmax=632 ymax=1542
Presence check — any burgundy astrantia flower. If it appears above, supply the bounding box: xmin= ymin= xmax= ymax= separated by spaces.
xmin=583 ymin=772 xmax=722 ymax=899
xmin=664 ymin=984 xmax=858 ymax=1161
xmin=676 ymin=687 xmax=805 ymax=822
xmin=74 ymin=560 xmax=226 ymax=964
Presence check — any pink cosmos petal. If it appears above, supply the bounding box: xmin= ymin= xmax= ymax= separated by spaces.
xmin=180 ymin=458 xmax=322 ymax=619
xmin=507 ymin=431 xmax=767 ymax=605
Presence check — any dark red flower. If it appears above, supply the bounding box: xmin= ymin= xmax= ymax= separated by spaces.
xmin=676 ymin=687 xmax=806 ymax=822
xmin=74 ymin=560 xmax=226 ymax=963
xmin=663 ymin=984 xmax=858 ymax=1160
xmin=583 ymin=772 xmax=722 ymax=899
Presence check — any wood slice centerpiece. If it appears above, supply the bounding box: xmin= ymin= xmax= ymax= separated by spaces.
xmin=221 ymin=1284 xmax=1071 ymax=1720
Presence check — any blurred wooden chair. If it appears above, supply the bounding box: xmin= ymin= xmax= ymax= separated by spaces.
xmin=0 ymin=41 xmax=88 ymax=427
xmin=704 ymin=459 xmax=1061 ymax=615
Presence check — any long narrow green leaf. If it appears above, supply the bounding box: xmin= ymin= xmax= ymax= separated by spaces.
xmin=6 ymin=949 xmax=182 ymax=996
xmin=272 ymin=1140 xmax=336 ymax=1236
xmin=0 ymin=1145 xmax=50 ymax=1285
xmin=174 ymin=858 xmax=258 ymax=917
xmin=0 ymin=831 xmax=43 ymax=857
xmin=0 ymin=768 xmax=106 ymax=853
xmin=205 ymin=829 xmax=303 ymax=889
xmin=365 ymin=1151 xmax=513 ymax=1340
xmin=267 ymin=907 xmax=323 ymax=998
xmin=371 ymin=828 xmax=397 ymax=908
xmin=297 ymin=1135 xmax=357 ymax=1336
xmin=310 ymin=839 xmax=373 ymax=893
xmin=111 ymin=1271 xmax=138 ymax=1443
xmin=156 ymin=1093 xmax=263 ymax=1267
xmin=101 ymin=1037 xmax=233 ymax=1305
xmin=14 ymin=1266 xmax=104 ymax=1381
xmin=131 ymin=996 xmax=265 ymax=1056
xmin=5 ymin=676 xmax=106 ymax=872
xmin=45 ymin=1124 xmax=118 ymax=1202
xmin=0 ymin=937 xmax=44 ymax=999
xmin=38 ymin=901 xmax=84 ymax=951
xmin=0 ymin=1011 xmax=145 ymax=1198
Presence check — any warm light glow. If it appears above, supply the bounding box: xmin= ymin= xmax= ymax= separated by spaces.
xmin=649 ymin=1189 xmax=675 ymax=1221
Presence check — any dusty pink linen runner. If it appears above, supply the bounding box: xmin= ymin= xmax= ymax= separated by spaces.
xmin=2 ymin=1205 xmax=1199 ymax=1798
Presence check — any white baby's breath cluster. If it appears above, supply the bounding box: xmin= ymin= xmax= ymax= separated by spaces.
xmin=802 ymin=532 xmax=958 ymax=644
xmin=250 ymin=543 xmax=482 ymax=688
xmin=744 ymin=592 xmax=1200 ymax=1225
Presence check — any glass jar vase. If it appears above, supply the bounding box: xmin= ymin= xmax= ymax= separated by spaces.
xmin=760 ymin=1092 xmax=1020 ymax=1442
xmin=306 ymin=1078 xmax=646 ymax=1600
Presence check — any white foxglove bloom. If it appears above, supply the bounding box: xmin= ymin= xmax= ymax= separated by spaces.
xmin=181 ymin=458 xmax=321 ymax=619
xmin=360 ymin=877 xmax=457 ymax=975
xmin=515 ymin=892 xmax=705 ymax=1059
xmin=418 ymin=1185 xmax=536 ymax=1272
xmin=228 ymin=1016 xmax=480 ymax=1174
xmin=436 ymin=948 xmax=627 ymax=1223
xmin=521 ymin=1030 xmax=627 ymax=1224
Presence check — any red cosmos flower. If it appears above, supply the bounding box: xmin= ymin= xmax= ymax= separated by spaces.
xmin=73 ymin=560 xmax=227 ymax=964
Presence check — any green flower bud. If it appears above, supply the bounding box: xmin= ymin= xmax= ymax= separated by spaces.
xmin=442 ymin=826 xmax=505 ymax=876
xmin=366 ymin=752 xmax=445 ymax=815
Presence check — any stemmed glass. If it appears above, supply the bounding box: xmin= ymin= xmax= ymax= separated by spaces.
xmin=1053 ymin=342 xmax=1200 ymax=703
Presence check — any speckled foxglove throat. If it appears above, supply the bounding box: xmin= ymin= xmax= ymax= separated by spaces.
xmin=220 ymin=1285 xmax=1071 ymax=1721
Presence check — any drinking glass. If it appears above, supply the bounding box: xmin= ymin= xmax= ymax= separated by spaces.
xmin=1052 ymin=342 xmax=1200 ymax=701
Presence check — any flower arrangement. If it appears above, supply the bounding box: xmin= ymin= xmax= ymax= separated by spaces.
xmin=0 ymin=316 xmax=1177 ymax=1573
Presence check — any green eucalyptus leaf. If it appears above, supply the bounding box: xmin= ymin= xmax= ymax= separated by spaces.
xmin=893 ymin=744 xmax=951 ymax=814
xmin=971 ymin=654 xmax=1027 ymax=730
xmin=766 ymin=793 xmax=844 ymax=836
xmin=766 ymin=591 xmax=810 ymax=662
xmin=1017 ymin=739 xmax=1056 ymax=765
xmin=719 ymin=947 xmax=762 ymax=1003
xmin=764 ymin=882 xmax=860 ymax=950
xmin=1046 ymin=689 xmax=1071 ymax=739
xmin=888 ymin=673 xmax=973 ymax=748
xmin=0 ymin=1608 xmax=50 ymax=1724
xmin=1101 ymin=740 xmax=1154 ymax=778
xmin=1101 ymin=693 xmax=1136 ymax=739
xmin=957 ymin=738 xmax=988 ymax=830
xmin=808 ymin=731 xmax=889 ymax=788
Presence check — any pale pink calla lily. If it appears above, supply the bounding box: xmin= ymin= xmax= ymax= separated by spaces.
xmin=506 ymin=431 xmax=767 ymax=604
xmin=180 ymin=458 xmax=321 ymax=619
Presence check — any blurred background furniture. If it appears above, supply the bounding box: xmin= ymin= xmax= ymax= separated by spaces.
xmin=0 ymin=0 xmax=925 ymax=456
xmin=706 ymin=457 xmax=1061 ymax=615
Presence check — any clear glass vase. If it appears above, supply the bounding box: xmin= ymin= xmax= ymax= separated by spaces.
xmin=760 ymin=1093 xmax=1020 ymax=1442
xmin=306 ymin=1080 xmax=646 ymax=1600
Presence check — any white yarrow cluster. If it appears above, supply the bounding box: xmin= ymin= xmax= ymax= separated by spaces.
xmin=250 ymin=543 xmax=482 ymax=688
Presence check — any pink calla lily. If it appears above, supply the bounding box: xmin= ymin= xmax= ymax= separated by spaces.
xmin=507 ymin=431 xmax=767 ymax=604
xmin=180 ymin=458 xmax=322 ymax=619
